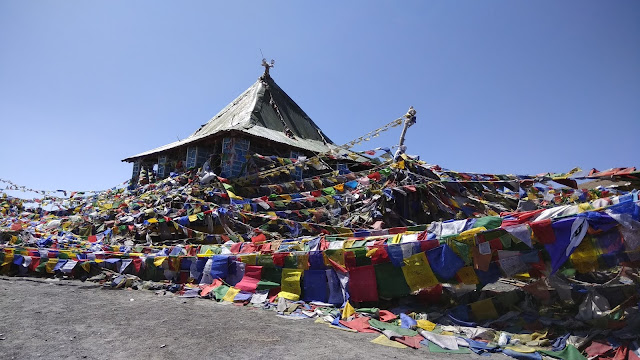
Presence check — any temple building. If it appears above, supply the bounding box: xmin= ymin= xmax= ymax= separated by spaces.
xmin=122 ymin=63 xmax=366 ymax=184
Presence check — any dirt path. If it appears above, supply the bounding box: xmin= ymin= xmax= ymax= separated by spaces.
xmin=0 ymin=276 xmax=479 ymax=360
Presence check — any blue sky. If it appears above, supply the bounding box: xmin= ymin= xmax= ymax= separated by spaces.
xmin=1 ymin=1 xmax=639 ymax=196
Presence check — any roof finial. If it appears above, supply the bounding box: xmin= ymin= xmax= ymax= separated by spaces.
xmin=261 ymin=58 xmax=275 ymax=77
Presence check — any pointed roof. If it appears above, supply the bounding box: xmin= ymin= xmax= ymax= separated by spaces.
xmin=122 ymin=74 xmax=340 ymax=162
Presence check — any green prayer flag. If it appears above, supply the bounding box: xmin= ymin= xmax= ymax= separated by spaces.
xmin=374 ymin=262 xmax=411 ymax=299
xmin=499 ymin=233 xmax=512 ymax=248
xmin=283 ymin=255 xmax=297 ymax=269
xmin=261 ymin=266 xmax=282 ymax=284
xmin=539 ymin=345 xmax=586 ymax=360
xmin=352 ymin=240 xmax=367 ymax=248
xmin=356 ymin=307 xmax=380 ymax=314
xmin=450 ymin=240 xmax=471 ymax=266
xmin=322 ymin=187 xmax=336 ymax=196
xmin=351 ymin=248 xmax=372 ymax=267
xmin=427 ymin=340 xmax=471 ymax=354
xmin=368 ymin=319 xmax=418 ymax=336
xmin=256 ymin=280 xmax=280 ymax=291
xmin=35 ymin=260 xmax=48 ymax=273
xmin=473 ymin=216 xmax=503 ymax=230
xmin=213 ymin=285 xmax=230 ymax=301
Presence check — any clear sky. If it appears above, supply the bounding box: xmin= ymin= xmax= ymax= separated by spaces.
xmin=1 ymin=1 xmax=639 ymax=196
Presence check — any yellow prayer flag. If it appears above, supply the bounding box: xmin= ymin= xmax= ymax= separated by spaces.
xmin=279 ymin=268 xmax=303 ymax=301
xmin=401 ymin=252 xmax=439 ymax=292
xmin=416 ymin=319 xmax=436 ymax=331
xmin=505 ymin=345 xmax=538 ymax=353
xmin=45 ymin=258 xmax=58 ymax=273
xmin=277 ymin=291 xmax=300 ymax=301
xmin=222 ymin=287 xmax=240 ymax=302
xmin=238 ymin=254 xmax=257 ymax=266
xmin=449 ymin=198 xmax=459 ymax=209
xmin=296 ymin=254 xmax=309 ymax=270
xmin=227 ymin=191 xmax=242 ymax=200
xmin=324 ymin=249 xmax=345 ymax=266
xmin=370 ymin=335 xmax=408 ymax=349
xmin=81 ymin=261 xmax=92 ymax=272
xmin=1 ymin=254 xmax=14 ymax=266
xmin=153 ymin=256 xmax=167 ymax=267
xmin=570 ymin=238 xmax=599 ymax=273
xmin=390 ymin=234 xmax=402 ymax=244
xmin=188 ymin=215 xmax=198 ymax=222
xmin=470 ymin=298 xmax=499 ymax=321
xmin=343 ymin=240 xmax=355 ymax=249
xmin=578 ymin=202 xmax=594 ymax=212
xmin=341 ymin=301 xmax=356 ymax=320
xmin=455 ymin=227 xmax=486 ymax=244
xmin=456 ymin=266 xmax=480 ymax=285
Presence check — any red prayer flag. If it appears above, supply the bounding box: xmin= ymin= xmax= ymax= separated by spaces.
xmin=235 ymin=265 xmax=263 ymax=293
xmin=251 ymin=233 xmax=266 ymax=244
xmin=28 ymin=257 xmax=40 ymax=272
xmin=370 ymin=245 xmax=390 ymax=265
xmin=419 ymin=240 xmax=439 ymax=252
xmin=132 ymin=258 xmax=142 ymax=274
xmin=229 ymin=243 xmax=242 ymax=254
xmin=378 ymin=310 xmax=397 ymax=322
xmin=339 ymin=316 xmax=377 ymax=333
xmin=348 ymin=265 xmax=378 ymax=302
xmin=530 ymin=219 xmax=556 ymax=244
xmin=395 ymin=335 xmax=423 ymax=349
xmin=272 ymin=253 xmax=288 ymax=267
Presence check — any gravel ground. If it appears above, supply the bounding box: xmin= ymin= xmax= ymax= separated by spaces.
xmin=0 ymin=276 xmax=480 ymax=360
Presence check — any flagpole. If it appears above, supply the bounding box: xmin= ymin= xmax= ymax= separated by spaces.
xmin=396 ymin=106 xmax=417 ymax=159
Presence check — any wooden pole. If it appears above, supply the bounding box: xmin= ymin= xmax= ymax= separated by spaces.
xmin=398 ymin=120 xmax=410 ymax=148
xmin=396 ymin=106 xmax=416 ymax=158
